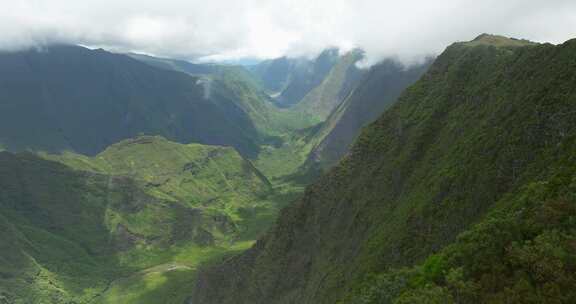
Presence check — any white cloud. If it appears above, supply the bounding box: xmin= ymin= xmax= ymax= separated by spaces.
xmin=1 ymin=0 xmax=575 ymax=64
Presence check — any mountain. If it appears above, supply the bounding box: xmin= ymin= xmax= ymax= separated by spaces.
xmin=304 ymin=58 xmax=432 ymax=171
xmin=246 ymin=49 xmax=363 ymax=178
xmin=248 ymin=56 xmax=292 ymax=93
xmin=251 ymin=53 xmax=431 ymax=179
xmin=0 ymin=136 xmax=277 ymax=303
xmin=190 ymin=34 xmax=576 ymax=303
xmin=0 ymin=45 xmax=262 ymax=157
xmin=293 ymin=49 xmax=365 ymax=120
xmin=249 ymin=49 xmax=340 ymax=108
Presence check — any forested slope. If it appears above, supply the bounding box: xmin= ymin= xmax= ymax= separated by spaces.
xmin=191 ymin=35 xmax=576 ymax=304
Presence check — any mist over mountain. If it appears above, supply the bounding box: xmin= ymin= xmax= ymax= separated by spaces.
xmin=304 ymin=57 xmax=433 ymax=171
xmin=126 ymin=52 xmax=219 ymax=75
xmin=2 ymin=1 xmax=576 ymax=66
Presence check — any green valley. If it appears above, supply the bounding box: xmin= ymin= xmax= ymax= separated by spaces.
xmin=2 ymin=5 xmax=573 ymax=302
xmin=0 ymin=136 xmax=292 ymax=303
xmin=1 ymin=40 xmax=413 ymax=303
xmin=0 ymin=38 xmax=427 ymax=301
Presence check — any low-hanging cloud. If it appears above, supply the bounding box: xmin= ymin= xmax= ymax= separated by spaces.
xmin=1 ymin=0 xmax=576 ymax=65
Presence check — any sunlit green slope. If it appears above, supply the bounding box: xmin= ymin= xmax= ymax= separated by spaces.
xmin=46 ymin=136 xmax=271 ymax=216
xmin=0 ymin=136 xmax=278 ymax=303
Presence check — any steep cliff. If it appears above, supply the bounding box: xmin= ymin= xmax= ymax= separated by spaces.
xmin=305 ymin=58 xmax=431 ymax=171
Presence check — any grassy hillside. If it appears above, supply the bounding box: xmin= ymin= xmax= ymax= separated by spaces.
xmin=44 ymin=136 xmax=274 ymax=239
xmin=190 ymin=35 xmax=576 ymax=303
xmin=0 ymin=152 xmax=226 ymax=303
xmin=209 ymin=65 xmax=321 ymax=138
xmin=0 ymin=136 xmax=284 ymax=303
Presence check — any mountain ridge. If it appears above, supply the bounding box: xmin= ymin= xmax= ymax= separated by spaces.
xmin=0 ymin=44 xmax=264 ymax=157
xmin=190 ymin=35 xmax=576 ymax=303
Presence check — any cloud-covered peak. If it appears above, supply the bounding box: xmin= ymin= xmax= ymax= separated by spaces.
xmin=1 ymin=0 xmax=576 ymax=65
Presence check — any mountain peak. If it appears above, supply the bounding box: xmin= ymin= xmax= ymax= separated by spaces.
xmin=463 ymin=33 xmax=536 ymax=47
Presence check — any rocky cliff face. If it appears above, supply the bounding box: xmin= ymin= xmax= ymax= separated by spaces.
xmin=293 ymin=50 xmax=365 ymax=119
xmin=190 ymin=35 xmax=576 ymax=303
xmin=250 ymin=49 xmax=352 ymax=109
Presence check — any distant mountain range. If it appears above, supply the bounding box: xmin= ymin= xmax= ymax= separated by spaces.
xmin=0 ymin=45 xmax=263 ymax=157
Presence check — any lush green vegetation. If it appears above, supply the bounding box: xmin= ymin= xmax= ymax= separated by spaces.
xmin=0 ymin=135 xmax=298 ymax=303
xmin=130 ymin=51 xmax=329 ymax=179
xmin=44 ymin=136 xmax=272 ymax=222
xmin=346 ymin=152 xmax=576 ymax=303
xmin=190 ymin=35 xmax=576 ymax=304
xmin=251 ymin=49 xmax=429 ymax=179
xmin=4 ymin=33 xmax=568 ymax=304
xmin=210 ymin=64 xmax=322 ymax=138
xmin=0 ymin=44 xmax=375 ymax=303
xmin=0 ymin=151 xmax=148 ymax=303
xmin=95 ymin=241 xmax=253 ymax=304
xmin=463 ymin=33 xmax=535 ymax=48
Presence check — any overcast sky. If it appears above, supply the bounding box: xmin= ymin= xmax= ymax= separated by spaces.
xmin=2 ymin=0 xmax=576 ymax=65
